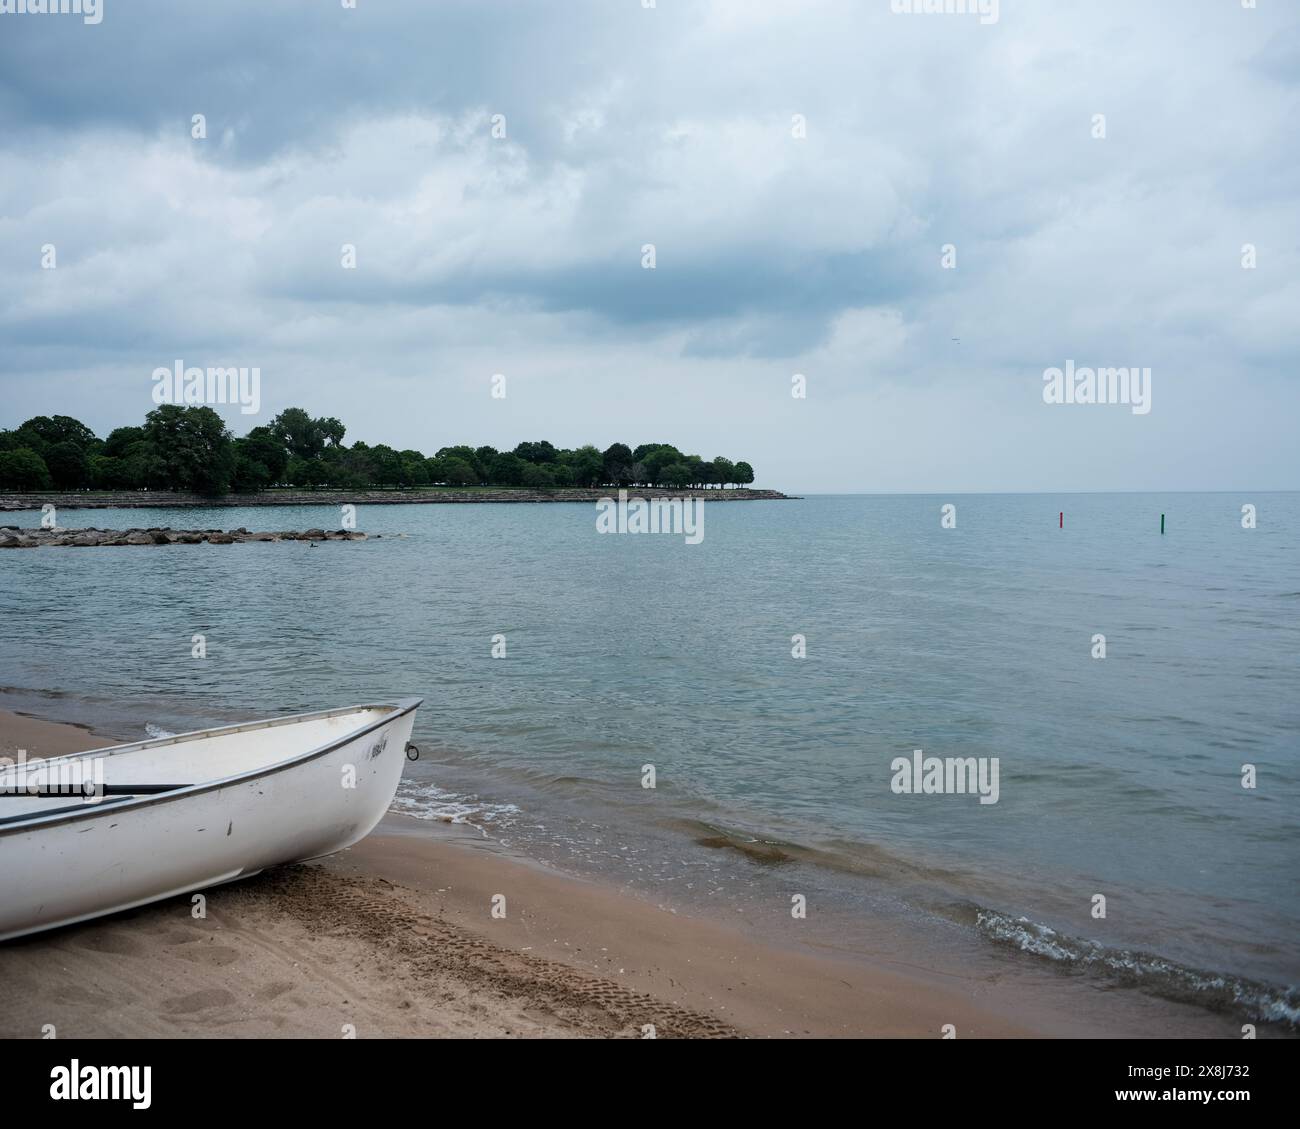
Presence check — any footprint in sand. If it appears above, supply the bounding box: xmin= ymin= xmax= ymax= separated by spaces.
xmin=177 ymin=944 xmax=241 ymax=967
xmin=253 ymin=980 xmax=296 ymax=1001
xmin=157 ymin=926 xmax=206 ymax=946
xmin=47 ymin=983 xmax=115 ymax=1007
xmin=73 ymin=930 xmax=144 ymax=956
xmin=162 ymin=988 xmax=235 ymax=1014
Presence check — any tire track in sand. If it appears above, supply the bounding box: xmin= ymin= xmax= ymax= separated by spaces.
xmin=230 ymin=866 xmax=737 ymax=1039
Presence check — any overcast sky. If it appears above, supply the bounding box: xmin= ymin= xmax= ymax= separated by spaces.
xmin=1 ymin=0 xmax=1296 ymax=492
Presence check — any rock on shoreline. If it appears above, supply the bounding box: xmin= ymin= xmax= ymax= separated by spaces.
xmin=0 ymin=527 xmax=368 ymax=548
xmin=0 ymin=487 xmax=792 ymax=512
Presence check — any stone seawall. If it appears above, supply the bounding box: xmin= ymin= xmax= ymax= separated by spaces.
xmin=0 ymin=488 xmax=791 ymax=511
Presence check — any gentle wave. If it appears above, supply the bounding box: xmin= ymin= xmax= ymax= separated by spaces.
xmin=664 ymin=815 xmax=1300 ymax=1029
xmin=976 ymin=909 xmax=1300 ymax=1029
xmin=389 ymin=779 xmax=522 ymax=833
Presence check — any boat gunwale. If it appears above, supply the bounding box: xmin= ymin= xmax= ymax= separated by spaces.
xmin=0 ymin=697 xmax=423 ymax=837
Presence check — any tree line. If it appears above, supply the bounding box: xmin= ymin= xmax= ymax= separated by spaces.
xmin=0 ymin=407 xmax=756 ymax=495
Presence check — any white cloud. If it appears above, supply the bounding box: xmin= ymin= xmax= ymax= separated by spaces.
xmin=0 ymin=0 xmax=1296 ymax=491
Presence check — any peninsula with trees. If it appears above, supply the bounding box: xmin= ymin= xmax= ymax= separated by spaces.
xmin=0 ymin=407 xmax=788 ymax=509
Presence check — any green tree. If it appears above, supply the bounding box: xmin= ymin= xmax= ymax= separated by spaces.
xmin=270 ymin=408 xmax=327 ymax=461
xmin=248 ymin=426 xmax=289 ymax=481
xmin=432 ymin=456 xmax=478 ymax=486
xmin=399 ymin=450 xmax=429 ymax=488
xmin=142 ymin=405 xmax=235 ymax=494
xmin=2 ymin=405 xmax=759 ymax=497
xmin=641 ymin=446 xmax=682 ymax=486
xmin=449 ymin=458 xmax=478 ymax=486
xmin=318 ymin=417 xmax=346 ymax=448
xmin=0 ymin=447 xmax=52 ymax=490
xmin=602 ymin=443 xmax=633 ymax=486
xmin=44 ymin=441 xmax=92 ymax=489
xmin=232 ymin=426 xmax=289 ymax=491
xmin=513 ymin=440 xmax=558 ymax=464
xmin=283 ymin=457 xmax=308 ymax=487
xmin=231 ymin=450 xmax=273 ymax=492
xmin=664 ymin=462 xmax=691 ymax=488
xmin=489 ymin=452 xmax=526 ymax=485
xmin=320 ymin=445 xmax=371 ymax=488
xmin=93 ymin=430 xmax=150 ymax=488
xmin=284 ymin=456 xmax=330 ymax=488
xmin=103 ymin=426 xmax=145 ymax=459
xmin=436 ymin=446 xmax=484 ymax=482
xmin=521 ymin=462 xmax=555 ymax=487
xmin=566 ymin=445 xmax=602 ymax=487
xmin=16 ymin=415 xmax=98 ymax=453
xmin=367 ymin=444 xmax=403 ymax=488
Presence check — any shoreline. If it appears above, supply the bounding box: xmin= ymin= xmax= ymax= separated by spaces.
xmin=0 ymin=487 xmax=793 ymax=512
xmin=0 ymin=706 xmax=1269 ymax=1038
xmin=0 ymin=708 xmax=1027 ymax=1038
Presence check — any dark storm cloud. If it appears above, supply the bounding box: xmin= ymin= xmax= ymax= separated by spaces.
xmin=0 ymin=0 xmax=630 ymax=161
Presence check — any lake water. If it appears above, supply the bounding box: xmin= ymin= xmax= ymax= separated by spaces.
xmin=2 ymin=493 xmax=1297 ymax=1029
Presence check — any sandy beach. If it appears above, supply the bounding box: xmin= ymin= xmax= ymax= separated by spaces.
xmin=0 ymin=707 xmax=1013 ymax=1039
xmin=0 ymin=709 xmax=1020 ymax=1038
xmin=0 ymin=708 xmax=1259 ymax=1039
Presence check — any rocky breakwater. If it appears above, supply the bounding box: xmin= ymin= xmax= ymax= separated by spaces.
xmin=0 ymin=526 xmax=369 ymax=548
xmin=0 ymin=487 xmax=792 ymax=511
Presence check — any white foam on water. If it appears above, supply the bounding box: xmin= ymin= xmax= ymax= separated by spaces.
xmin=390 ymin=780 xmax=522 ymax=834
xmin=976 ymin=909 xmax=1300 ymax=1028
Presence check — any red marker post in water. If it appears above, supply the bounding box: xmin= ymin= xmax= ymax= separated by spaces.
xmin=1059 ymin=511 xmax=1063 ymax=529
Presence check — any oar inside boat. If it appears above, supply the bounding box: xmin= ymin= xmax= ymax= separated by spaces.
xmin=0 ymin=795 xmax=135 ymax=827
xmin=0 ymin=784 xmax=186 ymax=796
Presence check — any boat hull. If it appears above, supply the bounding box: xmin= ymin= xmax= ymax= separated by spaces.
xmin=0 ymin=702 xmax=418 ymax=942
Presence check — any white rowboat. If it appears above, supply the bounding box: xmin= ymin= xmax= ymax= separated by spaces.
xmin=0 ymin=699 xmax=421 ymax=942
